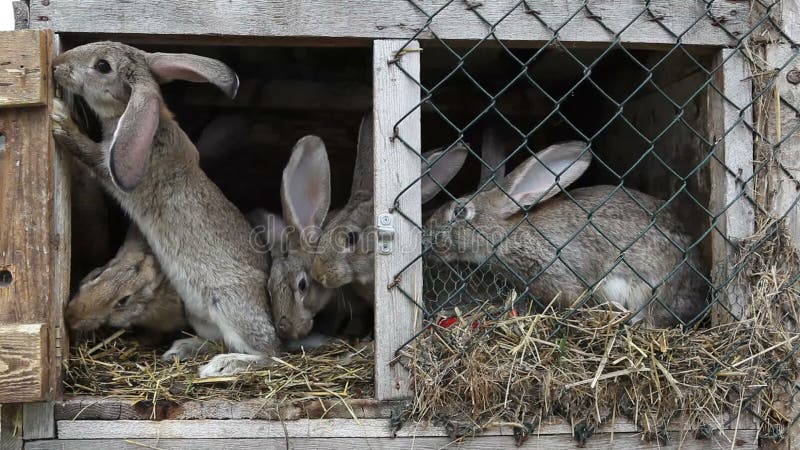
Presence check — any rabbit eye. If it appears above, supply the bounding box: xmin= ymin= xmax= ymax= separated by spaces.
xmin=453 ymin=205 xmax=470 ymax=220
xmin=115 ymin=295 xmax=130 ymax=308
xmin=346 ymin=231 xmax=359 ymax=247
xmin=298 ymin=277 xmax=308 ymax=293
xmin=94 ymin=59 xmax=112 ymax=74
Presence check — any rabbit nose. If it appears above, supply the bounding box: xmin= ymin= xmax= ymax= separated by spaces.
xmin=53 ymin=64 xmax=72 ymax=86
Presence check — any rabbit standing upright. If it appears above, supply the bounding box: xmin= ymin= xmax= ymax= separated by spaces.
xmin=51 ymin=42 xmax=279 ymax=377
xmin=424 ymin=141 xmax=707 ymax=326
xmin=310 ymin=115 xmax=468 ymax=302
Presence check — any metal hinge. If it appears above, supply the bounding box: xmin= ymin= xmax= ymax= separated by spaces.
xmin=376 ymin=213 xmax=395 ymax=255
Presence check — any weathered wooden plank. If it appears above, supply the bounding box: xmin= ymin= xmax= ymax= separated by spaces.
xmin=54 ymin=416 xmax=759 ymax=440
xmin=21 ymin=404 xmax=54 ymax=441
xmin=12 ymin=1 xmax=29 ymax=30
xmin=50 ymin=32 xmax=69 ymax=401
xmin=765 ymin=46 xmax=800 ymax=249
xmin=54 ymin=397 xmax=394 ymax=421
xmin=57 ymin=419 xmax=475 ymax=439
xmin=708 ymin=48 xmax=756 ymax=324
xmin=0 ymin=30 xmax=48 ymax=107
xmin=0 ymin=29 xmax=61 ymax=403
xmin=763 ymin=4 xmax=800 ymax=448
xmin=30 ymin=0 xmax=746 ymax=48
xmin=25 ymin=430 xmax=759 ymax=450
xmin=372 ymin=39 xmax=422 ymax=401
xmin=0 ymin=324 xmax=47 ymax=403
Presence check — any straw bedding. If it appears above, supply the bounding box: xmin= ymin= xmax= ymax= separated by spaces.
xmin=65 ymin=333 xmax=374 ymax=403
xmin=401 ymin=222 xmax=800 ymax=443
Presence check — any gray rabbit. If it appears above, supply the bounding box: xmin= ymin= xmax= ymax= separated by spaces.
xmin=423 ymin=141 xmax=707 ymax=326
xmin=250 ymin=135 xmax=371 ymax=341
xmin=51 ymin=41 xmax=279 ymax=377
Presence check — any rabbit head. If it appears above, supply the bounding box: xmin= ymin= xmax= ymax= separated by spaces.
xmin=53 ymin=41 xmax=238 ymax=191
xmin=425 ymin=141 xmax=591 ymax=263
xmin=310 ymin=114 xmax=468 ymax=297
xmin=66 ymin=226 xmax=184 ymax=333
xmin=254 ymin=136 xmax=335 ymax=340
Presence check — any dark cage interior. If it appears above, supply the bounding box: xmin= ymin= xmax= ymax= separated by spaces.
xmin=413 ymin=44 xmax=716 ymax=328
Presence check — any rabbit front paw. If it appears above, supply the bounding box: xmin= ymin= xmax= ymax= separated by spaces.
xmin=161 ymin=337 xmax=212 ymax=362
xmin=51 ymin=99 xmax=80 ymax=138
xmin=198 ymin=353 xmax=270 ymax=378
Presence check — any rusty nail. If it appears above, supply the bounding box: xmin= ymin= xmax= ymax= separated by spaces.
xmin=787 ymin=68 xmax=800 ymax=85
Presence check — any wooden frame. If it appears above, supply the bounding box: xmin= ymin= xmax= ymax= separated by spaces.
xmin=372 ymin=39 xmax=422 ymax=401
xmin=4 ymin=1 xmax=798 ymax=448
xmin=16 ymin=397 xmax=758 ymax=449
xmin=709 ymin=48 xmax=756 ymax=324
xmin=29 ymin=0 xmax=747 ymax=48
xmin=0 ymin=29 xmax=67 ymax=405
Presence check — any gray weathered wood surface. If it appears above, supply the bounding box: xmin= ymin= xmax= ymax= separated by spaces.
xmin=50 ymin=33 xmax=70 ymax=401
xmin=763 ymin=3 xmax=800 ymax=449
xmin=25 ymin=430 xmax=759 ymax=450
xmin=21 ymin=404 xmax=54 ymax=441
xmin=54 ymin=397 xmax=394 ymax=421
xmin=709 ymin=48 xmax=755 ymax=324
xmin=372 ymin=39 xmax=422 ymax=401
xmin=30 ymin=0 xmax=746 ymax=48
xmin=52 ymin=415 xmax=758 ymax=440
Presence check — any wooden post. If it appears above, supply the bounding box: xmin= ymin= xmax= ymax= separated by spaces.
xmin=763 ymin=3 xmax=800 ymax=448
xmin=0 ymin=29 xmax=67 ymax=404
xmin=372 ymin=39 xmax=422 ymax=400
xmin=708 ymin=48 xmax=755 ymax=325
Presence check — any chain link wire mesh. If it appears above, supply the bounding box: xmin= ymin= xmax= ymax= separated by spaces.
xmin=385 ymin=0 xmax=800 ymax=444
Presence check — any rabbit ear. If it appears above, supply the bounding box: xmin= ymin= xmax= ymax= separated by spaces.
xmin=350 ymin=114 xmax=374 ymax=196
xmin=109 ymin=82 xmax=161 ymax=192
xmin=489 ymin=141 xmax=590 ymax=218
xmin=420 ymin=144 xmax=468 ymax=203
xmin=480 ymin=128 xmax=506 ymax=185
xmin=281 ymin=136 xmax=331 ymax=232
xmin=145 ymin=52 xmax=239 ymax=99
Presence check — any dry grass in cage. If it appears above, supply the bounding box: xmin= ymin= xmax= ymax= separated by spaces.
xmin=65 ymin=332 xmax=374 ymax=403
xmin=402 ymin=221 xmax=800 ymax=444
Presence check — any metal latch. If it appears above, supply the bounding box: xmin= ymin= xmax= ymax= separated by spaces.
xmin=376 ymin=213 xmax=395 ymax=255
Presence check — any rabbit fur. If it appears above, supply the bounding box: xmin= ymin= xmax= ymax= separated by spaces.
xmin=51 ymin=41 xmax=279 ymax=377
xmin=423 ymin=140 xmax=707 ymax=326
xmin=66 ymin=225 xmax=186 ymax=336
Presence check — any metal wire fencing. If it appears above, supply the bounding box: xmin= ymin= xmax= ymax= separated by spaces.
xmin=385 ymin=0 xmax=800 ymax=441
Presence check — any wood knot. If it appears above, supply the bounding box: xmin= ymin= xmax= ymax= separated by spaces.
xmin=787 ymin=68 xmax=800 ymax=85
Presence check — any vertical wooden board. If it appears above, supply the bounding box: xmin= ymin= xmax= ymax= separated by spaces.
xmin=708 ymin=49 xmax=755 ymax=324
xmin=763 ymin=4 xmax=800 ymax=447
xmin=372 ymin=39 xmax=421 ymax=400
xmin=0 ymin=29 xmax=62 ymax=402
xmin=0 ymin=30 xmax=48 ymax=107
xmin=22 ymin=403 xmax=54 ymax=440
xmin=50 ymin=33 xmax=69 ymax=400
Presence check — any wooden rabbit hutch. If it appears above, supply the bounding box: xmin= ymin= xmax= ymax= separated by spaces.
xmin=1 ymin=1 xmax=800 ymax=449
